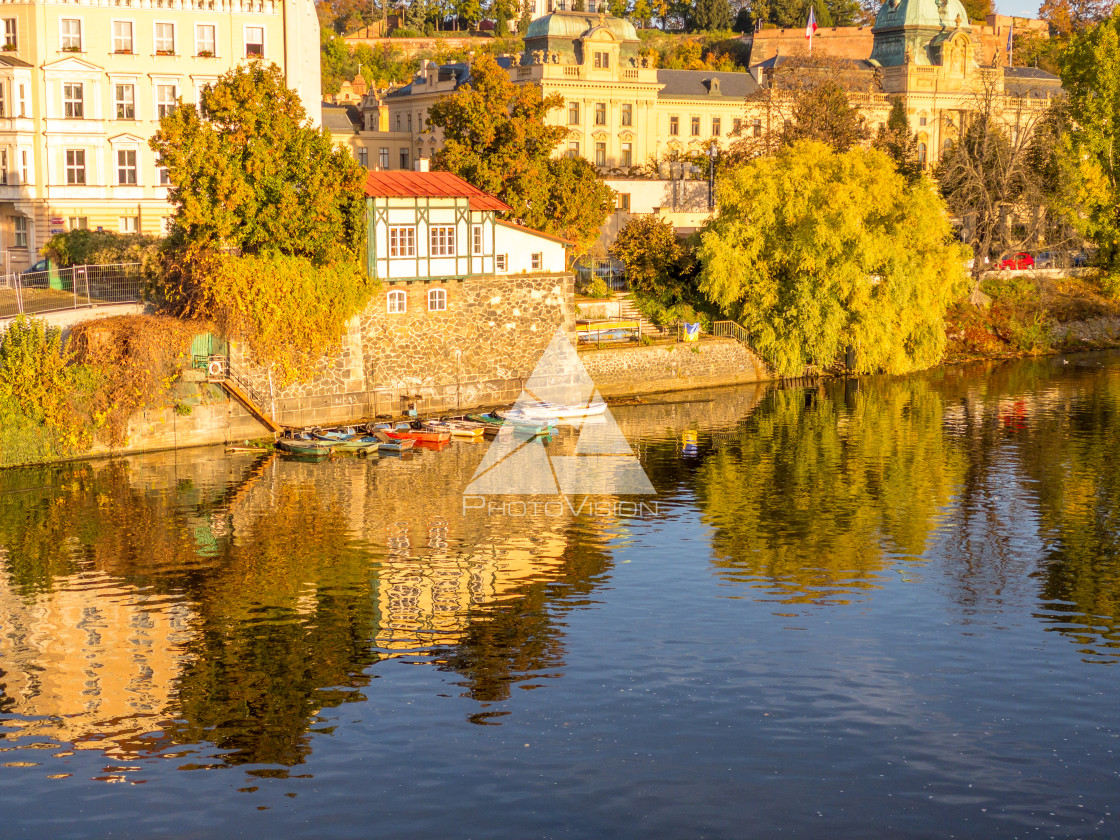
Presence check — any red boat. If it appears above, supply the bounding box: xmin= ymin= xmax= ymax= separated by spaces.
xmin=385 ymin=429 xmax=451 ymax=444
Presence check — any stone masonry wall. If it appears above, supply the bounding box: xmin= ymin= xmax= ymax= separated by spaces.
xmin=580 ymin=338 xmax=770 ymax=397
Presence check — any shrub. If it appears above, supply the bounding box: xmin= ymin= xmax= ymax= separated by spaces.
xmin=586 ymin=275 xmax=612 ymax=299
xmin=41 ymin=229 xmax=162 ymax=269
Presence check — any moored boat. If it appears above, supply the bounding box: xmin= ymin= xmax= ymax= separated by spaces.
xmin=385 ymin=429 xmax=451 ymax=444
xmin=277 ymin=439 xmax=333 ymax=459
xmin=500 ymin=401 xmax=607 ymax=421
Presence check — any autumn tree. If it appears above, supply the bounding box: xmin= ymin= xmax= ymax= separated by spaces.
xmin=612 ymin=216 xmax=684 ymax=293
xmin=780 ymin=80 xmax=870 ymax=152
xmin=697 ymin=141 xmax=969 ymax=375
xmin=690 ymin=0 xmax=732 ymax=31
xmin=427 ymin=53 xmax=612 ymax=253
xmin=1058 ymin=11 xmax=1120 ymax=269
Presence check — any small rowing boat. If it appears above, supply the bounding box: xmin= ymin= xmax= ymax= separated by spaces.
xmin=386 ymin=429 xmax=451 ymax=444
xmin=370 ymin=430 xmax=415 ymax=452
xmin=500 ymin=401 xmax=607 ymax=421
xmin=277 ymin=439 xmax=333 ymax=459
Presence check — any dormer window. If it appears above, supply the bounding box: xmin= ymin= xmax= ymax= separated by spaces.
xmin=594 ymin=51 xmax=610 ymax=69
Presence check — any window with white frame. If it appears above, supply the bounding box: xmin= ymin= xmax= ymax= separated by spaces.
xmin=60 ymin=19 xmax=81 ymax=51
xmin=119 ymin=216 xmax=139 ymax=233
xmin=429 ymin=225 xmax=455 ymax=257
xmin=65 ymin=149 xmax=85 ymax=185
xmin=428 ymin=288 xmax=447 ymax=311
xmin=156 ymin=84 xmax=177 ymax=118
xmin=388 ymin=226 xmax=415 ymax=257
xmin=14 ymin=216 xmax=27 ymax=247
xmin=531 ymin=253 xmax=542 ymax=271
xmin=20 ymin=149 xmax=27 ymax=182
xmin=155 ymin=22 xmax=175 ymax=54
xmin=245 ymin=26 xmax=264 ymax=56
xmin=63 ymin=83 xmax=83 ymax=119
xmin=17 ymin=83 xmax=24 ymax=117
xmin=112 ymin=21 xmax=133 ymax=53
xmin=472 ymin=224 xmax=483 ymax=255
xmin=357 ymin=147 xmax=368 ymax=168
xmin=117 ymin=149 xmax=138 ymax=185
xmin=195 ymin=24 xmax=216 ymax=56
xmin=68 ymin=216 xmax=88 ymax=230
xmin=378 ymin=147 xmax=389 ymax=169
xmin=0 ymin=150 xmax=7 ymax=185
xmin=387 ymin=289 xmax=407 ymax=313
xmin=621 ymin=142 xmax=632 ymax=167
xmin=495 ymin=254 xmax=507 ymax=271
xmin=115 ymin=84 xmax=135 ymax=119
xmin=4 ymin=18 xmax=17 ymax=49
xmin=0 ymin=84 xmax=5 ymax=118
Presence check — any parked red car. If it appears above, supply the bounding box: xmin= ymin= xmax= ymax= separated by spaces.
xmin=999 ymin=252 xmax=1035 ymax=270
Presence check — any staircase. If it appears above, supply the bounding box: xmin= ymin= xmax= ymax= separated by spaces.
xmin=613 ymin=293 xmax=668 ymax=338
xmin=206 ymin=357 xmax=282 ymax=434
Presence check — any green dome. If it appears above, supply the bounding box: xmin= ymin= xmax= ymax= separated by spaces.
xmin=872 ymin=0 xmax=972 ymax=33
xmin=524 ymin=11 xmax=640 ymax=42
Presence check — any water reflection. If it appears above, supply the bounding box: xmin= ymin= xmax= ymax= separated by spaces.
xmin=3 ymin=352 xmax=1120 ymax=787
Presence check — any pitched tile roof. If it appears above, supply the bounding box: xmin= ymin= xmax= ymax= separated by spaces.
xmin=363 ymin=170 xmax=511 ymax=212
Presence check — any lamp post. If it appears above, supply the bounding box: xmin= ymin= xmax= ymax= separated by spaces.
xmin=708 ymin=140 xmax=719 ymax=212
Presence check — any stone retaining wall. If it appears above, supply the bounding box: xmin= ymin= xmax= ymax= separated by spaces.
xmin=581 ymin=338 xmax=770 ymax=396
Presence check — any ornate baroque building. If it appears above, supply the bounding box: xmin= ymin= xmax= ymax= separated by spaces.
xmin=0 ymin=0 xmax=321 ymax=271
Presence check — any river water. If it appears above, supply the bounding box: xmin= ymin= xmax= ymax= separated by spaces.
xmin=1 ymin=352 xmax=1119 ymax=838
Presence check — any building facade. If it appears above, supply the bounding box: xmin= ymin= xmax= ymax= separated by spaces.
xmin=0 ymin=0 xmax=321 ymax=271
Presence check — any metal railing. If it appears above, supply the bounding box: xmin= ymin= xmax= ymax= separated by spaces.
xmin=0 ymin=263 xmax=144 ymax=319
xmin=712 ymin=320 xmax=753 ymax=344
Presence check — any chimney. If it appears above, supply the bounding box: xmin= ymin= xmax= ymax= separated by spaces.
xmin=415 ymin=158 xmax=430 ymax=172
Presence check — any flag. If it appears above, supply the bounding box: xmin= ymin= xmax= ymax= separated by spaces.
xmin=805 ymin=6 xmax=818 ymax=40
xmin=1006 ymin=18 xmax=1013 ymax=53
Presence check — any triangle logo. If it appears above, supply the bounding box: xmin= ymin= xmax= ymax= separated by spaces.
xmin=464 ymin=328 xmax=655 ymax=496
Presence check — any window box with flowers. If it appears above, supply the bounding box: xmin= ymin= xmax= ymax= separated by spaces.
xmin=114 ymin=48 xmax=133 ymax=54
xmin=196 ymin=49 xmax=214 ymax=57
xmin=1 ymin=44 xmax=16 ymax=52
xmin=156 ymin=48 xmax=175 ymax=56
xmin=62 ymin=45 xmax=82 ymax=53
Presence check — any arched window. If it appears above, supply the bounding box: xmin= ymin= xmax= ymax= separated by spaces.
xmin=387 ymin=289 xmax=406 ymax=314
xmin=428 ymin=287 xmax=447 ymax=312
xmin=918 ymin=138 xmax=928 ymax=168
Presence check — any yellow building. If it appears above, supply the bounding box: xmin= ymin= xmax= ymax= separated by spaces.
xmin=0 ymin=0 xmax=321 ymax=271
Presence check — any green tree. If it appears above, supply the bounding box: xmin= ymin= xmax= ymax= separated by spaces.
xmin=697 ymin=141 xmax=969 ymax=375
xmin=150 ymin=62 xmax=367 ymax=264
xmin=691 ymin=0 xmax=732 ymax=31
xmin=960 ymin=0 xmax=991 ymax=21
xmin=518 ymin=0 xmax=533 ymax=33
xmin=457 ymin=0 xmax=483 ymax=28
xmin=427 ymin=54 xmax=567 ymax=228
xmin=612 ymin=216 xmax=684 ymax=293
xmin=1059 ymin=11 xmax=1120 ymax=269
xmin=874 ymin=97 xmax=921 ymax=182
xmin=632 ymin=0 xmax=654 ymax=26
xmin=781 ymin=80 xmax=869 ymax=152
xmin=545 ymin=157 xmax=616 ymax=258
xmin=609 ymin=0 xmax=630 ymax=17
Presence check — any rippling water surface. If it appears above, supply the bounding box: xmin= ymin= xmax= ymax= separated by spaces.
xmin=2 ymin=353 xmax=1120 ymax=838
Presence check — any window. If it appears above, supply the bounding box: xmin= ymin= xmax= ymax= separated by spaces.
xmin=399 ymin=148 xmax=409 ymax=169
xmin=387 ymin=289 xmax=407 ymax=314
xmin=155 ymin=22 xmax=175 ymax=54
xmin=428 ymin=288 xmax=447 ymax=311
xmin=17 ymin=83 xmax=24 ymax=117
xmin=621 ymin=103 xmax=632 ymax=126
xmin=68 ymin=216 xmax=88 ymax=230
xmin=117 ymin=149 xmax=137 ymax=185
xmin=0 ymin=84 xmax=5 ymax=118
xmin=120 ymin=216 xmax=139 ymax=233
xmin=616 ymin=192 xmax=630 ymax=211
xmin=712 ymin=117 xmax=721 ymax=136
xmin=567 ymin=141 xmax=579 ymax=159
xmin=594 ymin=102 xmax=606 ymax=126
xmin=593 ymin=51 xmax=609 ymax=69
xmin=568 ymin=101 xmax=579 ymax=125
xmin=115 ymin=84 xmax=135 ymax=119
xmin=196 ymin=24 xmax=216 ymax=56
xmin=20 ymin=149 xmax=27 ymax=182
xmin=63 ymin=83 xmax=83 ymax=119
xmin=429 ymin=225 xmax=455 ymax=256
xmin=472 ymin=224 xmax=483 ymax=255
xmin=620 ymin=142 xmax=632 ymax=167
xmin=691 ymin=116 xmax=701 ymax=136
xmin=669 ymin=116 xmax=679 ymax=135
xmin=496 ymin=253 xmax=507 ymax=271
xmin=4 ymin=18 xmax=17 ymax=49
xmin=752 ymin=119 xmax=762 ymax=137
xmin=378 ymin=147 xmax=389 ymax=169
xmin=531 ymin=252 xmax=542 ymax=271
xmin=14 ymin=216 xmax=27 ymax=248
xmin=388 ymin=226 xmax=415 ymax=257
xmin=157 ymin=84 xmax=177 ymax=118
xmin=245 ymin=26 xmax=264 ymax=56
xmin=407 ymin=113 xmax=412 ymax=132
xmin=112 ymin=21 xmax=133 ymax=53
xmin=595 ymin=142 xmax=606 ymax=167
xmin=919 ymin=116 xmax=927 ymax=126
xmin=0 ymin=151 xmax=6 ymax=185
xmin=918 ymin=142 xmax=928 ymax=167
xmin=156 ymin=155 xmax=171 ymax=185
xmin=65 ymin=149 xmax=85 ymax=185
xmin=732 ymin=118 xmax=742 ymax=136
xmin=60 ymin=18 xmax=81 ymax=51
xmin=355 ymin=148 xmax=367 ymax=168
xmin=395 ymin=114 xmax=401 ymax=131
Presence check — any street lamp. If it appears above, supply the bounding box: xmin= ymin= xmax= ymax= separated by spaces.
xmin=708 ymin=140 xmax=719 ymax=212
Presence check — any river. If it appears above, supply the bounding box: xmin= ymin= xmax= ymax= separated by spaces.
xmin=1 ymin=352 xmax=1118 ymax=838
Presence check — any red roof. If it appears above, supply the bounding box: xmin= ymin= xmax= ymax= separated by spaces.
xmin=364 ymin=170 xmax=511 ymax=212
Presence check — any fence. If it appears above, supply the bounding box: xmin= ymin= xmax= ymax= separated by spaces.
xmin=574 ymin=257 xmax=628 ymax=294
xmin=0 ymin=263 xmax=144 ymax=319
